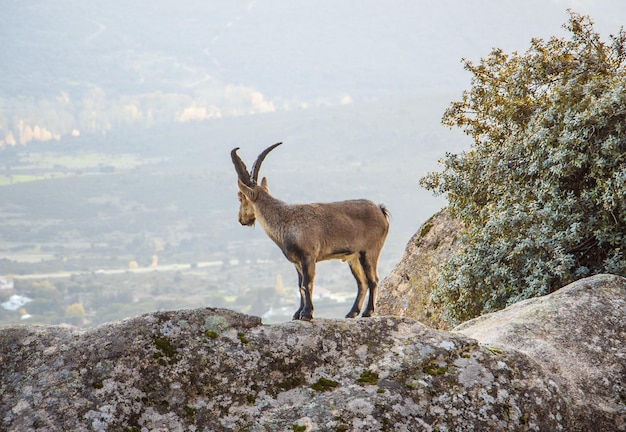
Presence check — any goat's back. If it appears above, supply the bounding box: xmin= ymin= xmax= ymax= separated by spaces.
xmin=291 ymin=199 xmax=389 ymax=247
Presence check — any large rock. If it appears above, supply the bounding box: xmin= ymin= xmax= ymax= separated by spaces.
xmin=455 ymin=274 xmax=626 ymax=432
xmin=377 ymin=208 xmax=463 ymax=329
xmin=1 ymin=274 xmax=625 ymax=431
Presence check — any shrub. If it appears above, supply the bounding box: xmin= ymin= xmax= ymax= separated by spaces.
xmin=421 ymin=12 xmax=626 ymax=325
xmin=65 ymin=303 xmax=86 ymax=325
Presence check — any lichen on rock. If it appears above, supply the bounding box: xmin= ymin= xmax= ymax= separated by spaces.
xmin=377 ymin=208 xmax=464 ymax=329
xmin=1 ymin=275 xmax=625 ymax=431
xmin=455 ymin=274 xmax=626 ymax=432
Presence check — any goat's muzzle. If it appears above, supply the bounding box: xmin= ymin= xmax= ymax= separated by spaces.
xmin=239 ymin=215 xmax=256 ymax=227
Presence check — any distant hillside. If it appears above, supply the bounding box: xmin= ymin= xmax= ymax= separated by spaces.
xmin=0 ymin=95 xmax=465 ymax=270
xmin=1 ymin=0 xmax=623 ymax=146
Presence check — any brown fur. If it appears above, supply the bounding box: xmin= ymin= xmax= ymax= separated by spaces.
xmin=233 ymin=145 xmax=389 ymax=320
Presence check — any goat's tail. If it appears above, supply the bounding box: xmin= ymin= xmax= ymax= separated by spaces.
xmin=379 ymin=204 xmax=391 ymax=221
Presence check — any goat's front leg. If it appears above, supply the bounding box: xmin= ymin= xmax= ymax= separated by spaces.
xmin=292 ymin=267 xmax=304 ymax=320
xmin=297 ymin=259 xmax=316 ymax=321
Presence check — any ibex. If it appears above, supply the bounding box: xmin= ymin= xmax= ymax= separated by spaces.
xmin=231 ymin=142 xmax=390 ymax=320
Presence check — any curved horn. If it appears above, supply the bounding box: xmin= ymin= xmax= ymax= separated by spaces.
xmin=231 ymin=147 xmax=253 ymax=186
xmin=251 ymin=142 xmax=282 ymax=184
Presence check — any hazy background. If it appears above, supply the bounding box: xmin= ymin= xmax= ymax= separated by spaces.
xmin=1 ymin=0 xmax=625 ymax=324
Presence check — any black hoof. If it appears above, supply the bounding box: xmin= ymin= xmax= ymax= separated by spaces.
xmin=299 ymin=310 xmax=313 ymax=320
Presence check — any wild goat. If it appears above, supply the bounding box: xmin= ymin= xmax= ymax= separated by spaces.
xmin=231 ymin=142 xmax=390 ymax=320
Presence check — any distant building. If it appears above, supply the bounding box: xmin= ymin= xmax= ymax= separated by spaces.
xmin=1 ymin=294 xmax=32 ymax=311
xmin=0 ymin=277 xmax=14 ymax=291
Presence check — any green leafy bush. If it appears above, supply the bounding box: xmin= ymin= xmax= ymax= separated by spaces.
xmin=421 ymin=12 xmax=626 ymax=325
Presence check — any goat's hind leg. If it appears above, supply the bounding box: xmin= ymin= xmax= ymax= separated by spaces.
xmin=346 ymin=255 xmax=368 ymax=318
xmin=361 ymin=252 xmax=381 ymax=318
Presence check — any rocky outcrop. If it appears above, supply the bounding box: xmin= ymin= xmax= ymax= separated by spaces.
xmin=1 ymin=274 xmax=625 ymax=431
xmin=377 ymin=208 xmax=463 ymax=329
xmin=456 ymin=273 xmax=626 ymax=432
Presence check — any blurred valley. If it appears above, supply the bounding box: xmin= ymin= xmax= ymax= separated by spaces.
xmin=1 ymin=0 xmax=624 ymax=325
xmin=0 ymin=97 xmax=463 ymax=324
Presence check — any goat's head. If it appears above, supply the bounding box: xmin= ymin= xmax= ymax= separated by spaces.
xmin=231 ymin=142 xmax=282 ymax=226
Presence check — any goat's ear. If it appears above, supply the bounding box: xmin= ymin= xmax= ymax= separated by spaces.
xmin=238 ymin=178 xmax=258 ymax=201
xmin=260 ymin=177 xmax=270 ymax=192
